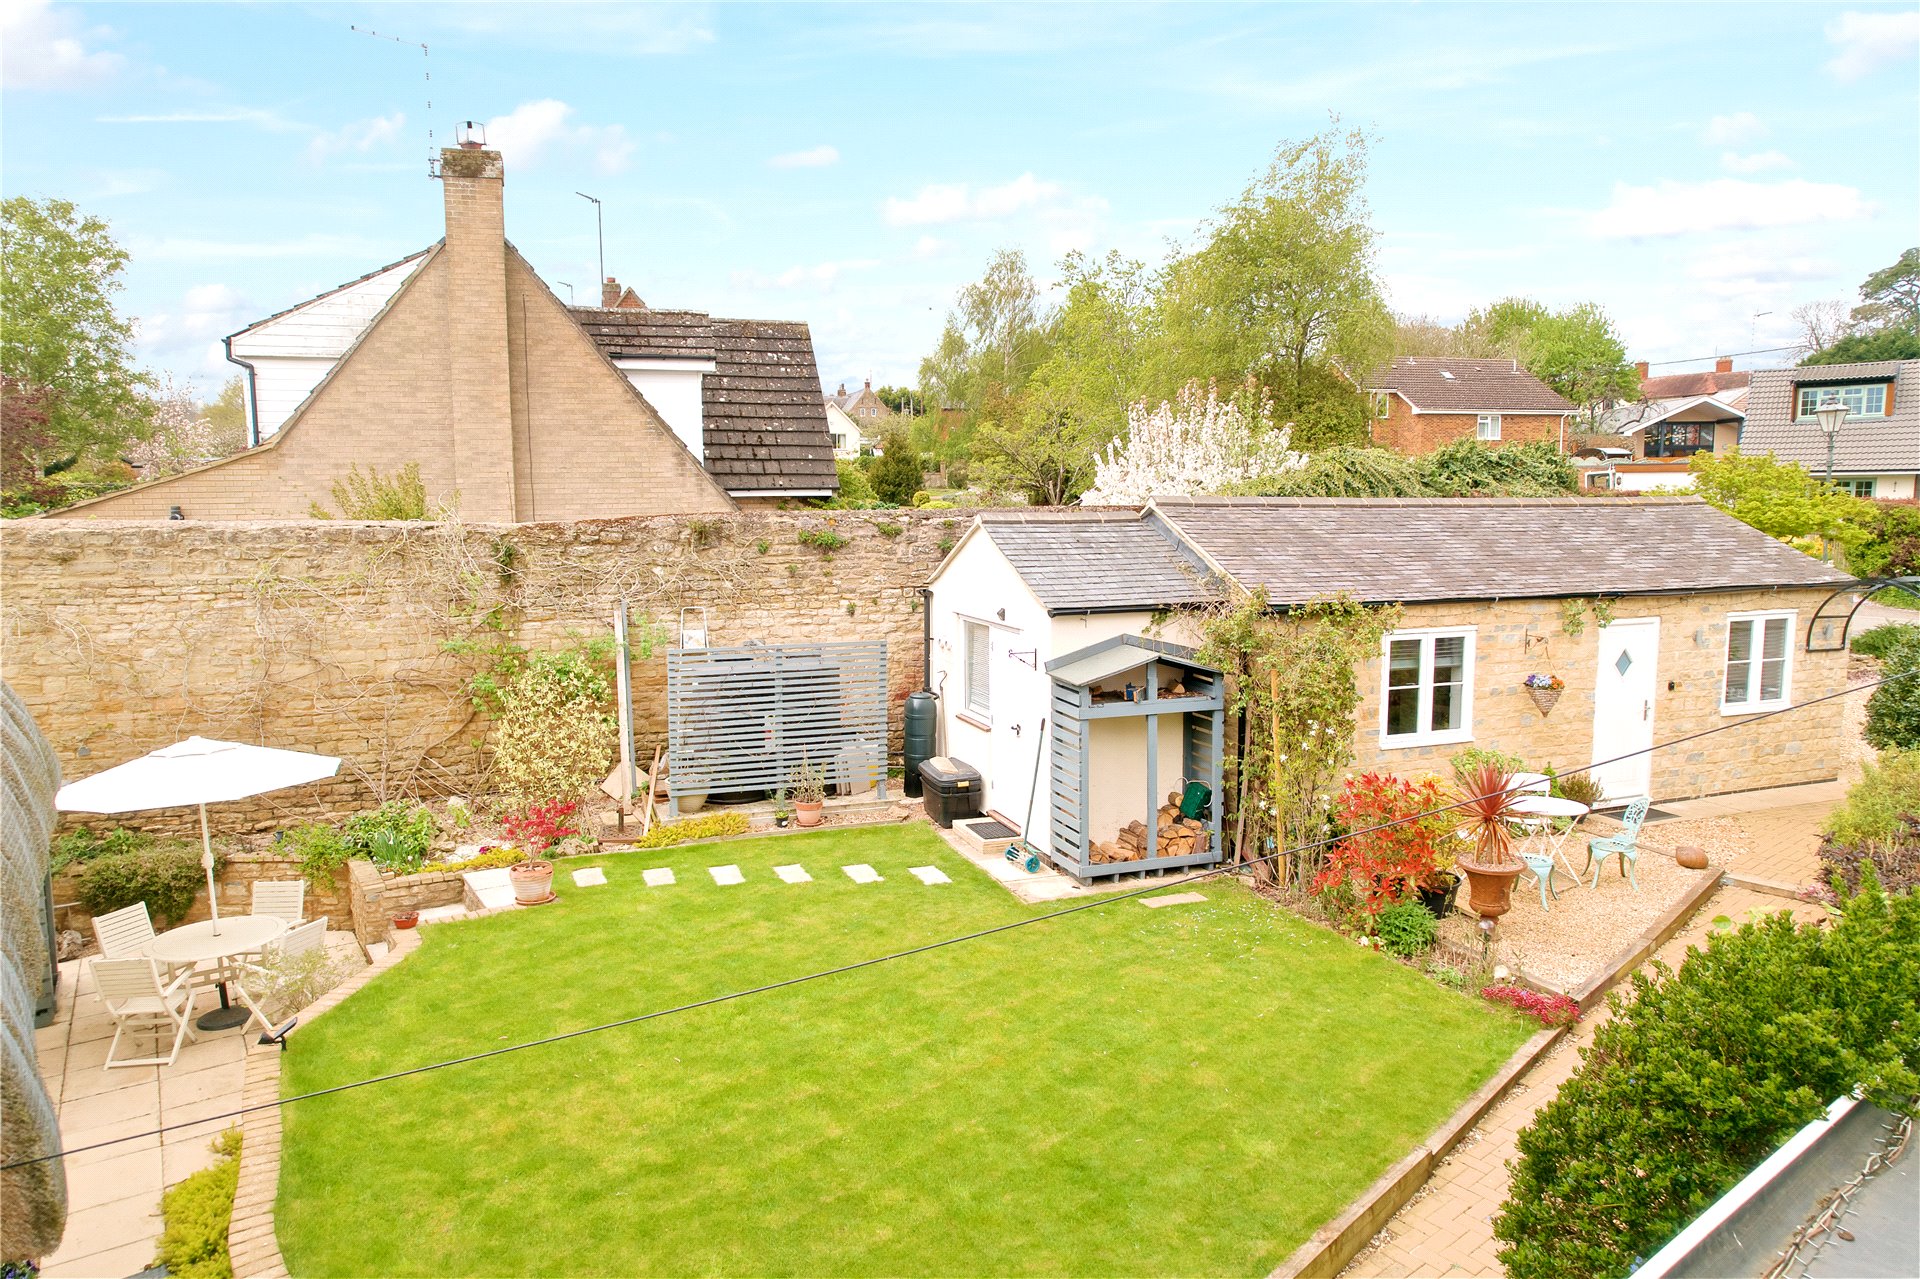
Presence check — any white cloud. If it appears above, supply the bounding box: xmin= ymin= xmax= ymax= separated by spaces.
xmin=882 ymin=173 xmax=1066 ymax=226
xmin=769 ymin=144 xmax=839 ymax=170
xmin=913 ymin=235 xmax=947 ymax=259
xmin=98 ymin=107 xmax=303 ymax=132
xmin=1683 ymin=245 xmax=1835 ymax=299
xmin=1702 ymin=111 xmax=1764 ymax=146
xmin=729 ymin=259 xmax=878 ymax=291
xmin=1720 ymin=150 xmax=1792 ymax=174
xmin=484 ymin=99 xmax=634 ymax=174
xmin=307 ymin=113 xmax=406 ymax=165
xmin=1825 ymin=10 xmax=1920 ymax=80
xmin=1588 ymin=179 xmax=1872 ymax=238
xmin=138 ymin=282 xmax=259 ymax=384
xmin=131 ymin=233 xmax=388 ymax=261
xmin=0 ymin=0 xmax=123 ymax=89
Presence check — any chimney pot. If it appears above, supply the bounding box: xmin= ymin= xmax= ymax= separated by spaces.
xmin=1715 ymin=357 xmax=1733 ymax=374
xmin=1633 ymin=361 xmax=1649 ymax=381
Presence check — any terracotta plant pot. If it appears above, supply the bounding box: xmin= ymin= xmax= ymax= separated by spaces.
xmin=794 ymin=799 xmax=825 ymax=828
xmin=392 ymin=910 xmax=420 ymax=929
xmin=509 ymin=859 xmax=556 ymax=904
xmin=1457 ymin=857 xmax=1525 ymax=920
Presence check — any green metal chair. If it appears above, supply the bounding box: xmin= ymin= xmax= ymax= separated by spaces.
xmin=1585 ymin=797 xmax=1650 ymax=891
xmin=1508 ymin=773 xmax=1568 ymax=911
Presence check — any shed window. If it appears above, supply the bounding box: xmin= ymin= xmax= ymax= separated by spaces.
xmin=1796 ymin=384 xmax=1888 ymax=419
xmin=1476 ymin=414 xmax=1502 ymax=441
xmin=1723 ymin=612 xmax=1792 ymax=713
xmin=1381 ymin=628 xmax=1474 ymax=747
xmin=964 ymin=621 xmax=991 ymax=719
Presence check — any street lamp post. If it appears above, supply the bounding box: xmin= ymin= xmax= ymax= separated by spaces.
xmin=576 ymin=192 xmax=603 ymax=303
xmin=1815 ymin=401 xmax=1849 ymax=486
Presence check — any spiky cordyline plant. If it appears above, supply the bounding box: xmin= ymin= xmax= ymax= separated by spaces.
xmin=1454 ymin=761 xmax=1529 ymax=869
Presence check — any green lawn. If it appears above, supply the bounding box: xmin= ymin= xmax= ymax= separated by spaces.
xmin=278 ymin=825 xmax=1530 ymax=1277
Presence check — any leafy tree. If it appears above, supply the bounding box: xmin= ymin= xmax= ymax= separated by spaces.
xmin=1863 ymin=631 xmax=1920 ymax=752
xmin=1082 ymin=383 xmax=1302 ymax=504
xmin=1689 ymin=448 xmax=1869 ymax=546
xmin=867 ymin=427 xmax=924 ymax=505
xmin=1516 ymin=303 xmax=1638 ymax=425
xmin=872 ymin=385 xmax=920 ymax=415
xmin=125 ymin=374 xmax=248 ymax=478
xmin=1802 ymin=327 xmax=1920 ymax=365
xmin=1849 ymin=246 xmax=1919 ymax=334
xmin=831 ymin=457 xmax=876 ymax=506
xmin=1459 ymin=297 xmax=1550 ymax=356
xmin=1420 ymin=438 xmax=1577 ymax=496
xmin=0 ymin=197 xmax=152 ymax=472
xmin=917 ymin=248 xmax=1051 ymax=416
xmin=1158 ymin=122 xmax=1392 ymax=441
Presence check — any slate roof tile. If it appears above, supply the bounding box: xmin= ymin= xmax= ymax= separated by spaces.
xmin=1366 ymin=357 xmax=1575 ymax=414
xmin=979 ymin=513 xmax=1223 ymax=613
xmin=1739 ymin=360 xmax=1920 ymax=477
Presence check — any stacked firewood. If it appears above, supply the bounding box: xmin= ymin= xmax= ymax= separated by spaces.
xmin=1090 ymin=792 xmax=1210 ymax=863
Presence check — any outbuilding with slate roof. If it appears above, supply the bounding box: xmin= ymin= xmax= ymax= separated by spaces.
xmin=923 ymin=497 xmax=1856 ymax=878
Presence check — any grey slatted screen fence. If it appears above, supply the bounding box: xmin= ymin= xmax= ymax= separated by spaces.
xmin=666 ymin=642 xmax=889 ymax=812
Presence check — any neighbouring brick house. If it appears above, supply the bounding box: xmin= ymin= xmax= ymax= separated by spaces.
xmin=830 ymin=377 xmax=893 ymax=430
xmin=924 ymin=497 xmax=1852 ymax=875
xmin=1366 ymin=357 xmax=1574 ymax=454
xmin=1585 ymin=358 xmax=1750 ymax=492
xmin=48 ymin=144 xmax=837 ymax=520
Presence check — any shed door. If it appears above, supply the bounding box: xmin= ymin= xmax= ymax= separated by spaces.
xmin=1591 ymin=618 xmax=1659 ymax=803
xmin=989 ymin=641 xmax=1044 ymax=835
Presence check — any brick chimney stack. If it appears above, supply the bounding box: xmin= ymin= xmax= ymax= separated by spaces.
xmin=439 ymin=145 xmax=517 ymax=520
xmin=1715 ymin=357 xmax=1734 ymax=374
xmin=1633 ymin=361 xmax=1649 ymax=382
xmin=602 ymin=277 xmax=620 ymax=308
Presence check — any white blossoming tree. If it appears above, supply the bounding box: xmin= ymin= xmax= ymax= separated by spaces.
xmin=1080 ymin=382 xmax=1305 ymax=504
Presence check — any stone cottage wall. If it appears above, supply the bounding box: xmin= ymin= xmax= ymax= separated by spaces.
xmin=53 ymin=851 xmax=349 ymax=937
xmin=1350 ymin=590 xmax=1852 ymax=800
xmin=2 ymin=511 xmax=952 ymax=836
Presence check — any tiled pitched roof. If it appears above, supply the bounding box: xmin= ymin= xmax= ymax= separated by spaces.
xmin=227 ymin=246 xmax=434 ymax=339
xmin=977 ymin=512 xmax=1222 ymax=613
xmin=1638 ymin=368 xmax=1751 ymax=399
xmin=1740 ymin=360 xmax=1920 ymax=477
xmin=1149 ymin=497 xmax=1849 ymax=605
xmin=572 ymin=307 xmax=838 ymax=493
xmin=1367 ymin=357 xmax=1574 ymax=414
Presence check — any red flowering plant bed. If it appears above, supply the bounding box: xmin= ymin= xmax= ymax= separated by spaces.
xmin=502 ymin=799 xmax=581 ymax=853
xmin=1314 ymin=771 xmax=1454 ymax=928
xmin=1480 ymin=984 xmax=1580 ymax=1027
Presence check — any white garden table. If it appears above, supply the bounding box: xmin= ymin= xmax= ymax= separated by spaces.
xmin=1510 ymin=795 xmax=1592 ymax=889
xmin=148 ymin=914 xmax=287 ymax=1031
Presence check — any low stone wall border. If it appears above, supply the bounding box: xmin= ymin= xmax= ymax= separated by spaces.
xmin=1271 ymin=866 xmax=1730 ymax=1279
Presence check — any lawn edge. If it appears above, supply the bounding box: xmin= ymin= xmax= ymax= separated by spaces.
xmin=230 ymin=924 xmax=428 ymax=1279
xmin=1271 ymin=866 xmax=1729 ymax=1279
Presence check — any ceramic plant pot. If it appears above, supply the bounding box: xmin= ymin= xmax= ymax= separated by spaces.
xmin=392 ymin=910 xmax=420 ymax=930
xmin=794 ymin=799 xmax=825 ymax=828
xmin=1457 ymin=858 xmax=1524 ymax=921
xmin=509 ymin=859 xmax=555 ymax=904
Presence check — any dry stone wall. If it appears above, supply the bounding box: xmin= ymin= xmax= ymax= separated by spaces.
xmin=3 ymin=511 xmax=951 ymax=836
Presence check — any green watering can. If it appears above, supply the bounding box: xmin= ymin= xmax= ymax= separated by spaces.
xmin=1178 ymin=781 xmax=1211 ymax=820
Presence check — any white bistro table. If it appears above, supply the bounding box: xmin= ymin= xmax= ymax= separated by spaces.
xmin=1510 ymin=795 xmax=1592 ymax=888
xmin=148 ymin=914 xmax=287 ymax=1030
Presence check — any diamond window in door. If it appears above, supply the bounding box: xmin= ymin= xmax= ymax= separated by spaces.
xmin=1615 ymin=650 xmax=1633 ymax=676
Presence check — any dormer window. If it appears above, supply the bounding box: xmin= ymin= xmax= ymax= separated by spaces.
xmin=1796 ymin=383 xmax=1889 ymax=420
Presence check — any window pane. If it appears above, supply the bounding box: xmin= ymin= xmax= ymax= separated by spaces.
xmin=965 ymin=624 xmax=990 ymax=715
xmin=1430 ymin=635 xmax=1466 ymax=732
xmin=1386 ymin=687 xmax=1420 ymax=737
xmin=1863 ymin=384 xmax=1885 ymax=415
xmin=1760 ymin=616 xmax=1788 ymax=662
xmin=1724 ymin=619 xmax=1753 ymax=704
xmin=1758 ymin=617 xmax=1789 ymax=702
xmin=1387 ymin=639 xmax=1421 ymax=689
xmin=1798 ymin=388 xmax=1817 ymax=417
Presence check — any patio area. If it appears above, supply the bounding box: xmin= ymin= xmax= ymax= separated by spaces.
xmin=30 ymin=934 xmax=365 ymax=1278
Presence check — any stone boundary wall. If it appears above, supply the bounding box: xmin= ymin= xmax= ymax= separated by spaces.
xmin=52 ymin=851 xmax=347 ymax=937
xmin=3 ymin=511 xmax=953 ymax=835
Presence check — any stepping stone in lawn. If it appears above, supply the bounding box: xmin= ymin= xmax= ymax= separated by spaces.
xmin=842 ymin=864 xmax=883 ymax=883
xmin=709 ymin=865 xmax=745 ymax=886
xmin=907 ymin=866 xmax=951 ymax=885
xmin=774 ymin=864 xmax=812 ymax=883
xmin=571 ymin=867 xmax=608 ymax=887
xmin=642 ymin=868 xmax=676 ymax=887
xmin=1141 ymin=891 xmax=1207 ymax=908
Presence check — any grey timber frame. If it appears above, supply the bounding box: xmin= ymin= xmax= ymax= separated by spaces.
xmin=1045 ymin=635 xmax=1226 ymax=882
xmin=665 ymin=642 xmax=889 ymax=817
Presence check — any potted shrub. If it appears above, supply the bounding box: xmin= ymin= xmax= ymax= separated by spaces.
xmin=509 ymin=851 xmax=555 ymax=904
xmin=1314 ymin=771 xmax=1449 ymax=927
xmin=791 ymin=760 xmax=827 ymax=828
xmin=1453 ymin=761 xmax=1528 ymax=922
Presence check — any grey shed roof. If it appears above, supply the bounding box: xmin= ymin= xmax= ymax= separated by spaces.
xmin=978 ymin=512 xmax=1223 ymax=613
xmin=1739 ymin=360 xmax=1920 ymax=477
xmin=1149 ymin=496 xmax=1851 ymax=605
xmin=1047 ymin=634 xmax=1218 ymax=686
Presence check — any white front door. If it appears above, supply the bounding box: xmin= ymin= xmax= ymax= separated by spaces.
xmin=989 ymin=641 xmax=1043 ymax=832
xmin=1591 ymin=618 xmax=1660 ymax=804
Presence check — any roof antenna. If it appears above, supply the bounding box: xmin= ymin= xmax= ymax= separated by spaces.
xmin=350 ymin=25 xmax=435 ymax=177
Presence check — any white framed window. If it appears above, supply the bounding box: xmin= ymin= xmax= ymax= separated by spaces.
xmin=1380 ymin=628 xmax=1475 ymax=748
xmin=1797 ymin=383 xmax=1889 ymax=420
xmin=1722 ymin=611 xmax=1794 ymax=713
xmin=1476 ymin=413 xmax=1502 ymax=441
xmin=963 ymin=620 xmax=992 ymax=720
xmin=1369 ymin=391 xmax=1391 ymax=421
xmin=1837 ymin=478 xmax=1877 ymax=498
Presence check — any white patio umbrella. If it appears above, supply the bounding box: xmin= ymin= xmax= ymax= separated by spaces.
xmin=56 ymin=736 xmax=341 ymax=935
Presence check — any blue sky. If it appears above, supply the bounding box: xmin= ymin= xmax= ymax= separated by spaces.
xmin=4 ymin=1 xmax=1916 ymax=397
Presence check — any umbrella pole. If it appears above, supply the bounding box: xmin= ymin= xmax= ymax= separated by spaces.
xmin=200 ymin=802 xmax=221 ymax=935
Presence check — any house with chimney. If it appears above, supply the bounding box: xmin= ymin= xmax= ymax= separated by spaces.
xmin=1584 ymin=358 xmax=1750 ymax=492
xmin=1364 ymin=357 xmax=1574 ymax=454
xmin=48 ymin=140 xmax=838 ymax=520
xmin=830 ymin=378 xmax=893 ymax=428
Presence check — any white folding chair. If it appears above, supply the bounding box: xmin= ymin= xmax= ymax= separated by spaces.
xmin=90 ymin=902 xmax=159 ymax=959
xmin=251 ymin=880 xmax=307 ymax=926
xmin=229 ymin=917 xmax=330 ymax=1043
xmin=91 ymin=957 xmax=200 ymax=1068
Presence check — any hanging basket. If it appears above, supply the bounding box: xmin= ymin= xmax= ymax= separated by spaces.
xmin=1526 ymin=685 xmax=1564 ymax=717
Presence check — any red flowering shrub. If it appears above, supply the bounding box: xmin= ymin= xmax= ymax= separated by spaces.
xmin=1480 ymin=984 xmax=1580 ymax=1027
xmin=501 ymin=800 xmax=580 ymax=853
xmin=1314 ymin=771 xmax=1449 ymax=917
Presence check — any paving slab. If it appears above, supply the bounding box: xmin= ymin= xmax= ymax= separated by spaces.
xmin=570 ymin=867 xmax=608 ymax=887
xmin=708 ymin=865 xmax=745 ymax=886
xmin=774 ymin=864 xmax=813 ymax=883
xmin=1141 ymin=891 xmax=1208 ymax=908
xmin=642 ymin=867 xmax=676 ymax=887
xmin=907 ymin=866 xmax=952 ymax=885
xmin=842 ymin=864 xmax=883 ymax=883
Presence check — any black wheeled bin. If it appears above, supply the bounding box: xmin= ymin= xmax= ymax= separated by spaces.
xmin=918 ymin=756 xmax=983 ymax=827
